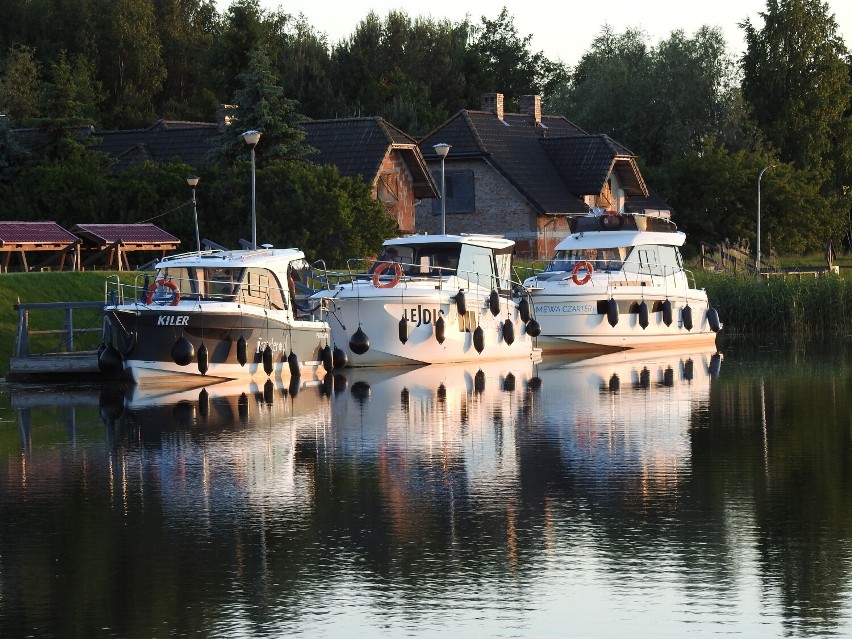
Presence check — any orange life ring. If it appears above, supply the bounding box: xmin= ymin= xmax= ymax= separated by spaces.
xmin=146 ymin=279 xmax=181 ymax=305
xmin=372 ymin=261 xmax=403 ymax=288
xmin=572 ymin=260 xmax=594 ymax=285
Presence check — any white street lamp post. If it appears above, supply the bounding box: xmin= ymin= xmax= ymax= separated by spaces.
xmin=242 ymin=130 xmax=262 ymax=249
xmin=186 ymin=175 xmax=200 ymax=252
xmin=433 ymin=143 xmax=451 ymax=235
xmin=756 ymin=164 xmax=776 ymax=274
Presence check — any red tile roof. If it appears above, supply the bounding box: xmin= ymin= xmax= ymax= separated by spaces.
xmin=0 ymin=221 xmax=79 ymax=245
xmin=71 ymin=223 xmax=180 ymax=246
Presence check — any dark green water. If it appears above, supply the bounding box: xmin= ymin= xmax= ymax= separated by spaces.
xmin=1 ymin=338 xmax=851 ymax=638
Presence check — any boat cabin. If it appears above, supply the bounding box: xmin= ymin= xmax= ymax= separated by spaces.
xmin=538 ymin=213 xmax=687 ymax=283
xmin=371 ymin=235 xmax=516 ymax=292
xmin=149 ymin=251 xmax=308 ymax=310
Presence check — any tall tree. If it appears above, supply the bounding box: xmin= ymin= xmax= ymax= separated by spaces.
xmin=741 ymin=0 xmax=851 ymax=178
xmin=552 ymin=26 xmax=744 ymax=166
xmin=469 ymin=7 xmax=567 ymax=108
xmin=273 ymin=17 xmax=339 ymax=121
xmin=36 ymin=51 xmax=105 ymax=160
xmin=217 ymin=48 xmax=308 ymax=164
xmin=152 ymin=0 xmax=219 ymax=120
xmin=0 ymin=45 xmax=43 ymax=125
xmin=94 ymin=0 xmax=166 ymax=125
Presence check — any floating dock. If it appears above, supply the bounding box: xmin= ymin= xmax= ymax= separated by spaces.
xmin=6 ymin=300 xmax=125 ymax=382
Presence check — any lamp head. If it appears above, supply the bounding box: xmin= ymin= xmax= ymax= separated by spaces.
xmin=242 ymin=130 xmax=262 ymax=146
xmin=185 ymin=175 xmax=200 ymax=188
xmin=433 ymin=142 xmax=451 ymax=158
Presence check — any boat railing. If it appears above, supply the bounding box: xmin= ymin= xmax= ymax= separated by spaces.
xmin=522 ymin=259 xmax=694 ymax=290
xmin=105 ymin=272 xmax=326 ymax=319
xmin=301 ymin=259 xmax=350 ymax=291
xmin=337 ymin=257 xmax=514 ymax=294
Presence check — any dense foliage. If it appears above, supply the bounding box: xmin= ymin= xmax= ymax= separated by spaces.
xmin=0 ymin=0 xmax=850 ymax=256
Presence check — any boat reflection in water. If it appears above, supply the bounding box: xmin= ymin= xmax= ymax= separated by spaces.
xmin=534 ymin=346 xmax=721 ymax=495
xmin=328 ymin=358 xmax=542 ymax=497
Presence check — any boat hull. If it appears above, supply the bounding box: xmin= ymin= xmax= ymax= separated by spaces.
xmin=528 ymin=287 xmax=718 ymax=353
xmin=104 ymin=305 xmax=331 ymax=384
xmin=316 ymin=286 xmax=540 ymax=366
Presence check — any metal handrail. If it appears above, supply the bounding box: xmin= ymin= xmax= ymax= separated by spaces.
xmin=105 ymin=272 xmax=295 ymax=313
xmin=332 ymin=257 xmax=518 ymax=295
xmin=13 ymin=301 xmax=106 ymax=357
xmin=522 ymin=258 xmax=694 ymax=290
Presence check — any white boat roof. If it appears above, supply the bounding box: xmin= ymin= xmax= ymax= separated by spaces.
xmin=155 ymin=247 xmax=306 ymax=270
xmin=383 ymin=233 xmax=514 ymax=250
xmin=555 ymin=229 xmax=686 ymax=250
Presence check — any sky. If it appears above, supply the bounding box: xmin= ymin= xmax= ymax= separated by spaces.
xmin=239 ymin=0 xmax=852 ymax=65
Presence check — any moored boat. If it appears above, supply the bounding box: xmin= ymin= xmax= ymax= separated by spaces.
xmin=522 ymin=210 xmax=721 ymax=353
xmin=100 ymin=247 xmax=333 ymax=384
xmin=310 ymin=234 xmax=542 ymax=366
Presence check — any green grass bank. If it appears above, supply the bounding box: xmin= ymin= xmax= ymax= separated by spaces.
xmin=0 ymin=271 xmax=137 ymax=377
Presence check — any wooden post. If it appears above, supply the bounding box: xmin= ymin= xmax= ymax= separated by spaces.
xmin=15 ymin=307 xmax=29 ymax=357
xmin=64 ymin=307 xmax=74 ymax=351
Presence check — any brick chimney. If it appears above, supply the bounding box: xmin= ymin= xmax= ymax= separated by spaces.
xmin=481 ymin=93 xmax=504 ymax=120
xmin=519 ymin=95 xmax=541 ymax=125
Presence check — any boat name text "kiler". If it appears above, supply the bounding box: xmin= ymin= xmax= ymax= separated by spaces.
xmin=157 ymin=315 xmax=190 ymax=326
xmin=403 ymin=304 xmax=440 ymax=326
xmin=535 ymin=304 xmax=595 ymax=314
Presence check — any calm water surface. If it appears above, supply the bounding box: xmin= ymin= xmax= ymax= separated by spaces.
xmin=1 ymin=338 xmax=852 ymax=638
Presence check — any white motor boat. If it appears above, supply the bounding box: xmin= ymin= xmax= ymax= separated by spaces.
xmin=101 ymin=247 xmax=333 ymax=384
xmin=522 ymin=211 xmax=721 ymax=353
xmin=311 ymin=234 xmax=542 ymax=366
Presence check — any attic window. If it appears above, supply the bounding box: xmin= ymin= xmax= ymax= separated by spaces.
xmin=431 ymin=170 xmax=475 ymax=215
xmin=377 ymin=172 xmax=399 ymax=203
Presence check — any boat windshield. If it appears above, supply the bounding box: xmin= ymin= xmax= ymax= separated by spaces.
xmin=370 ymin=244 xmax=461 ymax=277
xmin=545 ymin=247 xmax=626 ymax=273
xmin=154 ymin=265 xmax=286 ymax=309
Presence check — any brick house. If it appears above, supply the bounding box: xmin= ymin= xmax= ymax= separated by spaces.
xmin=302 ymin=117 xmax=438 ymax=234
xmin=417 ymin=93 xmax=668 ymax=258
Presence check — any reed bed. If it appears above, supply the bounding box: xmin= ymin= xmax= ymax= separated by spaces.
xmin=695 ymin=271 xmax=852 ymax=335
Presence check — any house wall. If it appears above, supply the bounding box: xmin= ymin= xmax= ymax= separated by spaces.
xmin=375 ymin=151 xmax=417 ymax=234
xmin=534 ymin=216 xmax=572 ymax=258
xmin=415 ymin=158 xmax=575 ymax=259
xmin=416 ymin=158 xmax=534 ymax=235
xmin=416 ymin=160 xmax=570 ymax=259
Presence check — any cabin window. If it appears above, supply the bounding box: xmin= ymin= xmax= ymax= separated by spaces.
xmin=623 ymin=247 xmax=662 ymax=277
xmin=431 ymin=170 xmax=474 ymax=214
xmin=156 ymin=267 xmax=196 ymax=295
xmin=371 ymin=245 xmax=414 ymax=274
xmin=242 ymin=268 xmax=286 ymax=309
xmin=658 ymin=246 xmax=682 ymax=276
xmin=372 ymin=244 xmax=462 ymax=277
xmin=544 ymin=248 xmax=625 ymax=273
xmin=202 ymin=267 xmax=243 ymax=300
xmin=494 ymin=250 xmax=513 ymax=291
xmin=457 ymin=245 xmax=496 ymax=287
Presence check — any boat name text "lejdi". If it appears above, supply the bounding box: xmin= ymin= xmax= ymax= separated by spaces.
xmin=403 ymin=304 xmax=440 ymax=326
xmin=157 ymin=315 xmax=190 ymax=326
xmin=535 ymin=304 xmax=595 ymax=314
